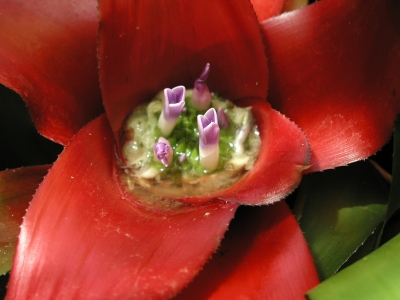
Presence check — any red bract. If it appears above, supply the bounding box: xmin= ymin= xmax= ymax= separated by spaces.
xmin=0 ymin=0 xmax=103 ymax=145
xmin=0 ymin=0 xmax=398 ymax=298
xmin=262 ymin=0 xmax=400 ymax=172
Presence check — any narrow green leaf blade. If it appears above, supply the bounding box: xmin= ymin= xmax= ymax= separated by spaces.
xmin=294 ymin=161 xmax=389 ymax=279
xmin=307 ymin=233 xmax=400 ymax=300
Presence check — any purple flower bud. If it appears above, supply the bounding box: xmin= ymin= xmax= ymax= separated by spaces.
xmin=197 ymin=108 xmax=220 ymax=170
xmin=158 ymin=86 xmax=186 ymax=136
xmin=217 ymin=107 xmax=230 ymax=129
xmin=154 ymin=137 xmax=173 ymax=167
xmin=192 ymin=63 xmax=211 ymax=111
xmin=179 ymin=153 xmax=186 ymax=163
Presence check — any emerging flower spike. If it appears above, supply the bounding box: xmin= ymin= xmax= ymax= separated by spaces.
xmin=192 ymin=63 xmax=212 ymax=111
xmin=154 ymin=137 xmax=173 ymax=167
xmin=158 ymin=86 xmax=186 ymax=136
xmin=217 ymin=107 xmax=230 ymax=129
xmin=197 ymin=108 xmax=220 ymax=171
xmin=233 ymin=108 xmax=252 ymax=154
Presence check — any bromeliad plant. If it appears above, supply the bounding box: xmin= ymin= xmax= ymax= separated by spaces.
xmin=0 ymin=0 xmax=399 ymax=299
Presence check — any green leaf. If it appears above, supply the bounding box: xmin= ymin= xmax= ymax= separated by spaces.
xmin=307 ymin=233 xmax=400 ymax=299
xmin=0 ymin=165 xmax=50 ymax=275
xmin=293 ymin=161 xmax=389 ymax=279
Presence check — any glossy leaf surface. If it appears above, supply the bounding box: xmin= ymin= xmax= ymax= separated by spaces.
xmin=0 ymin=165 xmax=50 ymax=275
xmin=177 ymin=201 xmax=319 ymax=299
xmin=307 ymin=233 xmax=400 ymax=300
xmin=0 ymin=0 xmax=103 ymax=145
xmin=98 ymin=0 xmax=268 ymax=149
xmin=262 ymin=0 xmax=400 ymax=172
xmin=6 ymin=115 xmax=238 ymax=299
xmin=294 ymin=161 xmax=390 ymax=279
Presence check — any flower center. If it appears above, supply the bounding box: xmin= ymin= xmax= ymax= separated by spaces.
xmin=119 ymin=64 xmax=261 ymax=203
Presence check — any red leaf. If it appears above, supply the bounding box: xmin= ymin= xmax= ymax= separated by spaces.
xmin=0 ymin=0 xmax=103 ymax=145
xmin=0 ymin=165 xmax=50 ymax=274
xmin=6 ymin=115 xmax=237 ymax=299
xmin=98 ymin=0 xmax=268 ymax=150
xmin=262 ymin=0 xmax=400 ymax=172
xmin=250 ymin=0 xmax=284 ymax=22
xmin=176 ymin=201 xmax=319 ymax=299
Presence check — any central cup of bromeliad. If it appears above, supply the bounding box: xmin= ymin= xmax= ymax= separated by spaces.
xmin=119 ymin=64 xmax=261 ymax=202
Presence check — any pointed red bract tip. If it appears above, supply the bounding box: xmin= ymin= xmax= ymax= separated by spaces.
xmin=177 ymin=201 xmax=319 ymax=299
xmin=262 ymin=0 xmax=400 ymax=172
xmin=0 ymin=0 xmax=103 ymax=145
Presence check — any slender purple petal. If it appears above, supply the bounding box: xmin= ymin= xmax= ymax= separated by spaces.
xmin=198 ymin=63 xmax=210 ymax=82
xmin=192 ymin=63 xmax=211 ymax=110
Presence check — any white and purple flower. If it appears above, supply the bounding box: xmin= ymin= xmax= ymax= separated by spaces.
xmin=158 ymin=85 xmax=186 ymax=136
xmin=197 ymin=108 xmax=220 ymax=170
